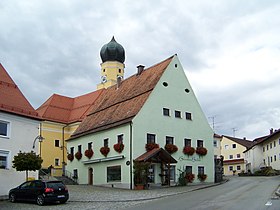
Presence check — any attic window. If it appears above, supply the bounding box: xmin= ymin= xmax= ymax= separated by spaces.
xmin=175 ymin=64 xmax=178 ymax=68
xmin=185 ymin=88 xmax=190 ymax=93
xmin=118 ymin=69 xmax=121 ymax=73
xmin=163 ymin=82 xmax=168 ymax=87
xmin=103 ymin=69 xmax=106 ymax=72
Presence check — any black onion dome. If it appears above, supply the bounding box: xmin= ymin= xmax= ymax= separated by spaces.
xmin=100 ymin=36 xmax=125 ymax=63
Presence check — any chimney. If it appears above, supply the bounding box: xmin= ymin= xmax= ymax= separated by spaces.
xmin=117 ymin=76 xmax=122 ymax=89
xmin=243 ymin=137 xmax=246 ymax=140
xmin=137 ymin=65 xmax=145 ymax=75
xmin=270 ymin=128 xmax=274 ymax=135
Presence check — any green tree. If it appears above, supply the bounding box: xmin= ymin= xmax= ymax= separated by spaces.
xmin=12 ymin=151 xmax=43 ymax=181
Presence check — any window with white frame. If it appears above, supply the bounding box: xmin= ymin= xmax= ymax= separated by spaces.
xmin=166 ymin=136 xmax=174 ymax=145
xmin=107 ymin=165 xmax=121 ymax=182
xmin=0 ymin=120 xmax=10 ymax=138
xmin=225 ymin=145 xmax=229 ymax=149
xmin=232 ymin=144 xmax=236 ymax=149
xmin=0 ymin=150 xmax=9 ymax=169
xmin=198 ymin=166 xmax=204 ymax=175
xmin=236 ymin=165 xmax=241 ymax=170
xmin=229 ymin=166 xmax=233 ymax=171
xmin=229 ymin=155 xmax=233 ymax=159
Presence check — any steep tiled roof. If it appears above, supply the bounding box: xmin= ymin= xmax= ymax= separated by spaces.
xmin=37 ymin=89 xmax=104 ymax=124
xmin=0 ymin=64 xmax=40 ymax=119
xmin=71 ymin=55 xmax=174 ymax=139
xmin=223 ymin=135 xmax=253 ymax=149
xmin=253 ymin=129 xmax=280 ymax=146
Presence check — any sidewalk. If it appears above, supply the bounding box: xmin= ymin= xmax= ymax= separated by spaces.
xmin=67 ymin=181 xmax=227 ymax=202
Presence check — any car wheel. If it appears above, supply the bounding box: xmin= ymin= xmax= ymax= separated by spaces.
xmin=36 ymin=195 xmax=45 ymax=206
xmin=9 ymin=193 xmax=16 ymax=203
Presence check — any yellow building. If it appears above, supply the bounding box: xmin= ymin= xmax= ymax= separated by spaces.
xmin=220 ymin=135 xmax=253 ymax=175
xmin=37 ymin=91 xmax=103 ymax=175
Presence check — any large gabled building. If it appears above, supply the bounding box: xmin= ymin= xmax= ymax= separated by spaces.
xmin=66 ymin=37 xmax=214 ymax=189
xmin=0 ymin=64 xmax=41 ymax=196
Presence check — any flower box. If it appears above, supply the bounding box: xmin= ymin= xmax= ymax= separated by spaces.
xmin=164 ymin=144 xmax=178 ymax=154
xmin=145 ymin=143 xmax=159 ymax=151
xmin=67 ymin=154 xmax=74 ymax=161
xmin=100 ymin=146 xmax=110 ymax=157
xmin=198 ymin=173 xmax=207 ymax=182
xmin=183 ymin=146 xmax=195 ymax=156
xmin=196 ymin=147 xmax=208 ymax=156
xmin=185 ymin=173 xmax=195 ymax=183
xmin=75 ymin=151 xmax=82 ymax=160
xmin=85 ymin=149 xmax=94 ymax=159
xmin=114 ymin=143 xmax=124 ymax=153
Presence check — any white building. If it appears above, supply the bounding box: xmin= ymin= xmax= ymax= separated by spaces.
xmin=0 ymin=64 xmax=41 ymax=196
xmin=244 ymin=129 xmax=280 ymax=173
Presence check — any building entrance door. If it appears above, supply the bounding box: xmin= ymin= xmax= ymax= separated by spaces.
xmin=88 ymin=168 xmax=93 ymax=185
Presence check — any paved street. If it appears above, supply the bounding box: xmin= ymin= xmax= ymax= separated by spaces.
xmin=127 ymin=176 xmax=280 ymax=210
xmin=0 ymin=176 xmax=279 ymax=209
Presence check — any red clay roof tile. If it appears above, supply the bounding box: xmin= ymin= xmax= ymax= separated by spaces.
xmin=70 ymin=55 xmax=174 ymax=139
xmin=36 ymin=89 xmax=103 ymax=123
xmin=0 ymin=63 xmax=40 ymax=119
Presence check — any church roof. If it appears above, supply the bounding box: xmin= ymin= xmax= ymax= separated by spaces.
xmin=100 ymin=36 xmax=125 ymax=63
xmin=0 ymin=63 xmax=40 ymax=119
xmin=36 ymin=89 xmax=104 ymax=124
xmin=70 ymin=55 xmax=174 ymax=139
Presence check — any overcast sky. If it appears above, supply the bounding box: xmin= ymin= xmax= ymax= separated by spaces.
xmin=1 ymin=0 xmax=279 ymax=140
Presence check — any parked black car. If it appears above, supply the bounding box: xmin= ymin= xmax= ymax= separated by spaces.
xmin=9 ymin=180 xmax=69 ymax=206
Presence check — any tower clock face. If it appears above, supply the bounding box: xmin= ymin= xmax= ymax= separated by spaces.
xmin=101 ymin=75 xmax=107 ymax=83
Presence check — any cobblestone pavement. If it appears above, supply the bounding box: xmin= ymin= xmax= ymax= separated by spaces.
xmin=0 ymin=182 xmax=222 ymax=210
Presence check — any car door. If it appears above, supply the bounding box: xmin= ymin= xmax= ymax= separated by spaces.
xmin=16 ymin=181 xmax=32 ymax=201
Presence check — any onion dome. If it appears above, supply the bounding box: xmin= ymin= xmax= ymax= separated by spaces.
xmin=100 ymin=36 xmax=125 ymax=63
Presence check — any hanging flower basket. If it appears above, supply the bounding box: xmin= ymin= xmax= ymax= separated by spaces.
xmin=145 ymin=143 xmax=159 ymax=151
xmin=67 ymin=153 xmax=74 ymax=161
xmin=183 ymin=146 xmax=195 ymax=156
xmin=85 ymin=149 xmax=94 ymax=159
xmin=196 ymin=147 xmax=208 ymax=156
xmin=164 ymin=144 xmax=178 ymax=154
xmin=114 ymin=143 xmax=124 ymax=153
xmin=75 ymin=151 xmax=82 ymax=160
xmin=100 ymin=146 xmax=110 ymax=157
xmin=198 ymin=173 xmax=207 ymax=182
xmin=185 ymin=173 xmax=195 ymax=183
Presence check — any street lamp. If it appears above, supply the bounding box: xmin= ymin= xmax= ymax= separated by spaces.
xmin=32 ymin=135 xmax=45 ymax=157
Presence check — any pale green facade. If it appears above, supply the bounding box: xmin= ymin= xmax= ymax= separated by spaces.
xmin=66 ymin=55 xmax=214 ymax=189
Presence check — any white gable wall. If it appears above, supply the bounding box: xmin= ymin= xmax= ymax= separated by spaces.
xmin=133 ymin=55 xmax=214 ymax=183
xmin=0 ymin=112 xmax=40 ymax=196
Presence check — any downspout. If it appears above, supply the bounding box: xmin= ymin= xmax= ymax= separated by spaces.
xmin=130 ymin=122 xmax=133 ymax=190
xmin=62 ymin=124 xmax=68 ymax=176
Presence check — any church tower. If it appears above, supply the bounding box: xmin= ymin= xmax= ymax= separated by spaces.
xmin=97 ymin=37 xmax=125 ymax=89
